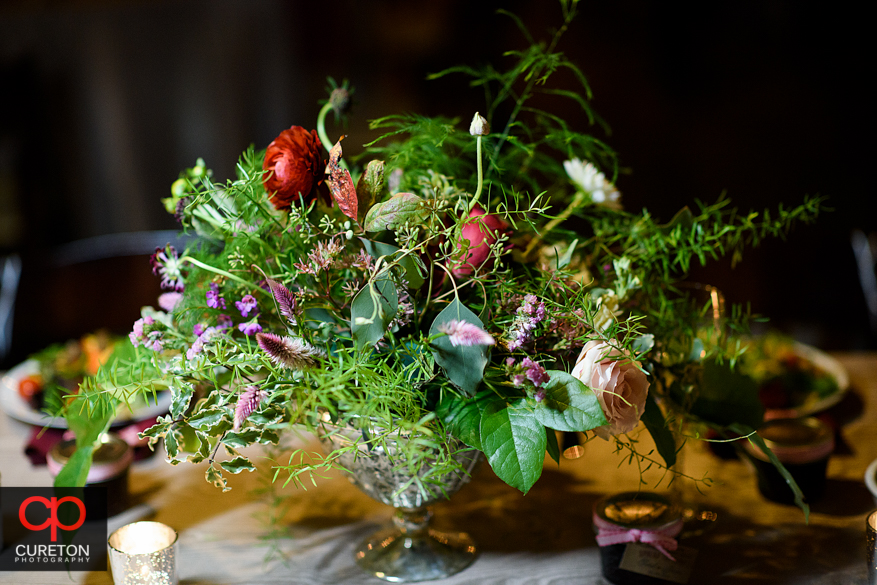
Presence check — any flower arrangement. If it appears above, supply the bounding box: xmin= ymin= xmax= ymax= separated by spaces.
xmin=57 ymin=2 xmax=821 ymax=513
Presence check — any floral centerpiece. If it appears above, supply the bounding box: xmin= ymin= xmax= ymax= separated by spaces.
xmin=56 ymin=1 xmax=821 ymax=516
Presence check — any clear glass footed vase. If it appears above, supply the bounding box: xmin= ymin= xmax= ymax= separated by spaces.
xmin=318 ymin=422 xmax=483 ymax=583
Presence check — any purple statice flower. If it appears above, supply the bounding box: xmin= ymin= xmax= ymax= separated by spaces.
xmin=150 ymin=245 xmax=185 ymax=291
xmin=235 ymin=294 xmax=258 ymax=318
xmin=216 ymin=314 xmax=233 ymax=331
xmin=505 ymin=357 xmax=516 ymax=367
xmin=506 ymin=294 xmax=547 ymax=351
xmin=256 ymin=332 xmax=323 ymax=370
xmin=521 ymin=357 xmax=551 ymax=387
xmin=438 ymin=320 xmax=495 ymax=347
xmin=512 ymin=373 xmax=527 ymax=387
xmin=193 ymin=323 xmax=206 ymax=337
xmin=150 ymin=339 xmax=163 ymax=352
xmin=206 ymin=282 xmax=226 ymax=309
xmin=158 ymin=292 xmax=183 ymax=312
xmin=266 ymin=279 xmax=297 ymax=324
xmin=238 ymin=321 xmax=263 ymax=336
xmin=233 ymin=385 xmax=268 ymax=431
xmin=534 ymin=390 xmax=546 ymax=403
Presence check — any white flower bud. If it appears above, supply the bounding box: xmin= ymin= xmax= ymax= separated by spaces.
xmin=345 ymin=230 xmax=354 ymax=240
xmin=469 ymin=112 xmax=490 ymax=136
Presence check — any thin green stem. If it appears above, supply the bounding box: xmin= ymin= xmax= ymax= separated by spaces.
xmin=468 ymin=136 xmax=484 ymax=213
xmin=316 ymin=101 xmax=349 ymax=172
xmin=181 ymin=256 xmax=267 ymax=295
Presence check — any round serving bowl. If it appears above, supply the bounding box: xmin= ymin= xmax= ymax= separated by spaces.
xmin=866 ymin=458 xmax=877 ymax=507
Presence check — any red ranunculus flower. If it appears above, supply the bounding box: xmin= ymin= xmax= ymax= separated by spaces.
xmin=451 ymin=205 xmax=511 ymax=277
xmin=263 ymin=126 xmax=325 ymax=210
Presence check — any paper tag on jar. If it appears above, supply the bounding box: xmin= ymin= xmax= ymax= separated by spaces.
xmin=619 ymin=542 xmax=698 ymax=584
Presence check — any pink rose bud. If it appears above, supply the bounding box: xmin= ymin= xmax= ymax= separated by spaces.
xmin=451 ymin=205 xmax=510 ymax=277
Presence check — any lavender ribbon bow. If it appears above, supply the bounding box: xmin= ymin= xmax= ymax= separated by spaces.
xmin=593 ymin=513 xmax=682 ymax=561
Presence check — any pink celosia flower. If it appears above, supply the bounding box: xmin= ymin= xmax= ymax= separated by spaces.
xmin=233 ymin=385 xmax=269 ymax=431
xmin=256 ymin=332 xmax=323 ymax=370
xmin=266 ymin=279 xmax=297 ymax=324
xmin=437 ymin=319 xmax=495 ymax=347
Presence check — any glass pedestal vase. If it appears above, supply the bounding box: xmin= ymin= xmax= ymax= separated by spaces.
xmin=318 ymin=423 xmax=483 ymax=583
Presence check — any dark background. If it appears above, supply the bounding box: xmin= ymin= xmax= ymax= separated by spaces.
xmin=1 ymin=0 xmax=874 ymax=368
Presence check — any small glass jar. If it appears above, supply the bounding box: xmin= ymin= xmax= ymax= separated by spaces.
xmin=744 ymin=416 xmax=834 ymax=505
xmin=48 ymin=432 xmax=133 ymax=518
xmin=593 ymin=491 xmax=683 ymax=585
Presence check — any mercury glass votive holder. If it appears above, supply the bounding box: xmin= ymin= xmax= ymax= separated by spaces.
xmin=108 ymin=521 xmax=178 ymax=585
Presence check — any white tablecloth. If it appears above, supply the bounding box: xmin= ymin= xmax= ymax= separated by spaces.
xmin=2 ymin=353 xmax=876 ymax=584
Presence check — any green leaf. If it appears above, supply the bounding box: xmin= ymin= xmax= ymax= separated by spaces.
xmin=546 ymin=428 xmax=560 ymax=465
xmin=730 ymin=423 xmax=809 ymax=522
xmin=222 ymin=428 xmax=262 ymax=449
xmin=206 ymin=464 xmax=231 ymax=492
xmin=363 ymin=192 xmax=427 ymax=232
xmin=170 ymin=382 xmax=195 ymax=419
xmin=360 ymin=238 xmax=426 ymax=289
xmin=429 ymin=299 xmax=491 ymax=396
xmin=356 ymin=159 xmax=384 ymax=223
xmin=691 ymin=360 xmax=764 ymax=429
xmin=641 ymin=393 xmax=677 ymax=468
xmin=436 ymin=389 xmax=495 ymax=450
xmin=54 ymin=393 xmax=116 ymax=488
xmin=480 ymin=397 xmax=547 ymax=494
xmin=557 ymin=238 xmax=578 ymax=269
xmin=535 ymin=370 xmax=607 ymax=432
xmin=220 ymin=455 xmax=256 ymax=474
xmin=350 ymin=274 xmax=398 ymax=349
xmin=187 ymin=407 xmax=227 ymax=430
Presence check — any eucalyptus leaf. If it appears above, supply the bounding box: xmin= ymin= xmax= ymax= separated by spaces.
xmin=350 ymin=275 xmax=398 ymax=349
xmin=535 ymin=370 xmax=607 ymax=432
xmin=641 ymin=393 xmax=677 ymax=469
xmin=363 ymin=192 xmax=427 ymax=232
xmin=429 ymin=299 xmax=490 ymax=396
xmin=480 ymin=397 xmax=546 ymax=494
xmin=360 ymin=238 xmax=426 ymax=289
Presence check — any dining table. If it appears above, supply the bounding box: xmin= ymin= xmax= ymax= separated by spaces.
xmin=1 ymin=351 xmax=875 ymax=585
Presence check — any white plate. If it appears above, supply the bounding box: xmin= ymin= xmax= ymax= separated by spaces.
xmin=763 ymin=341 xmax=850 ymax=420
xmin=0 ymin=359 xmax=171 ymax=428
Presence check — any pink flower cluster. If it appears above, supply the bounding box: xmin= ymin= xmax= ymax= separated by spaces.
xmin=507 ymin=294 xmax=547 ymax=351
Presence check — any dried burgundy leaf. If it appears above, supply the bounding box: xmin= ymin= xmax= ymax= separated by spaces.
xmin=325 ymin=137 xmax=359 ymax=223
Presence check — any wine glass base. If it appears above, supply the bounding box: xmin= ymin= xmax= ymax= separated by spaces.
xmin=355 ymin=526 xmax=478 ymax=583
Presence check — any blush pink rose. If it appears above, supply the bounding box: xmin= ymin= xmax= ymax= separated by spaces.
xmin=571 ymin=340 xmax=649 ymax=439
xmin=451 ymin=205 xmax=510 ymax=277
